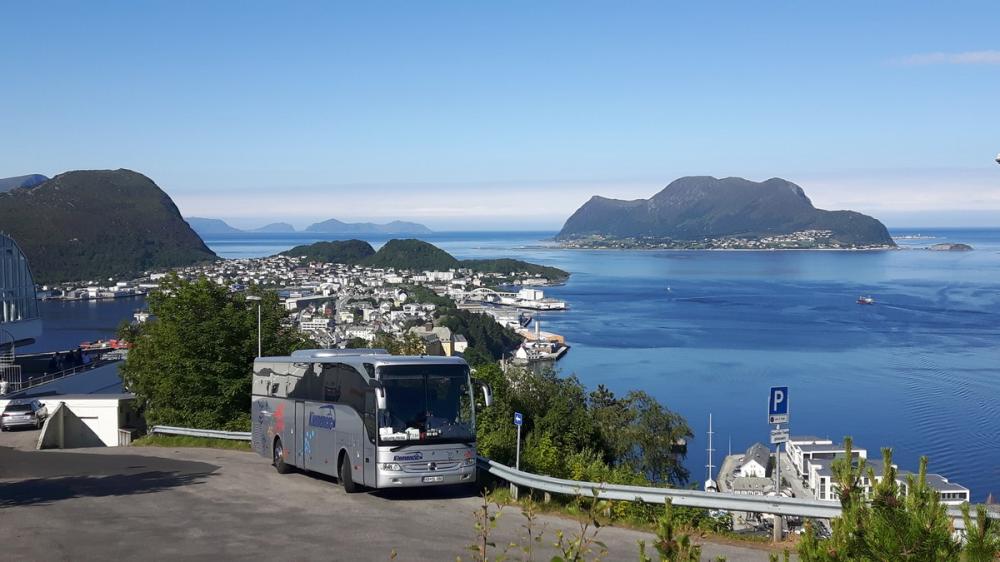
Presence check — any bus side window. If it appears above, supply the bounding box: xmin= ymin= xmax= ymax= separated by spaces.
xmin=322 ymin=363 xmax=343 ymax=402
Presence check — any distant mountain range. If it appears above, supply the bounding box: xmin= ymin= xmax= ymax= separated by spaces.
xmin=186 ymin=217 xmax=432 ymax=236
xmin=280 ymin=239 xmax=569 ymax=280
xmin=0 ymin=174 xmax=49 ymax=192
xmin=557 ymin=176 xmax=895 ymax=247
xmin=0 ymin=170 xmax=216 ymax=283
xmin=304 ymin=218 xmax=432 ymax=235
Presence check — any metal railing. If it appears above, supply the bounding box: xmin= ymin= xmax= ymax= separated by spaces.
xmin=478 ymin=457 xmax=842 ymax=519
xmin=150 ymin=425 xmax=252 ymax=441
xmin=476 ymin=458 xmax=992 ymax=531
xmin=15 ymin=363 xmax=97 ymax=392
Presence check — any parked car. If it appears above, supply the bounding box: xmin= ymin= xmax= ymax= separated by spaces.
xmin=0 ymin=399 xmax=48 ymax=431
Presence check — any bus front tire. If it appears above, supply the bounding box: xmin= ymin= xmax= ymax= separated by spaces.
xmin=340 ymin=454 xmax=361 ymax=494
xmin=273 ymin=437 xmax=292 ymax=474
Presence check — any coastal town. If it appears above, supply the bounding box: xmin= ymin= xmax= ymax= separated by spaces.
xmin=560 ymin=230 xmax=896 ymax=250
xmin=37 ymin=253 xmax=570 ymax=363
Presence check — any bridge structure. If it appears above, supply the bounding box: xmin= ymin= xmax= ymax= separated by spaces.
xmin=463 ymin=287 xmax=517 ymax=304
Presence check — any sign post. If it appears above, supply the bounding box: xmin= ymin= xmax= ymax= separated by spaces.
xmin=513 ymin=412 xmax=524 ymax=500
xmin=514 ymin=411 xmax=523 ymax=470
xmin=768 ymin=387 xmax=789 ymax=542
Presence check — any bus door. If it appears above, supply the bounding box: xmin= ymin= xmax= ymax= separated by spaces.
xmin=362 ymin=388 xmax=377 ymax=486
xmin=294 ymin=400 xmax=305 ymax=469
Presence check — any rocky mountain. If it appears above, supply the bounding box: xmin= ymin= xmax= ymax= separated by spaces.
xmin=0 ymin=174 xmax=49 ymax=192
xmin=253 ymin=222 xmax=296 ymax=233
xmin=557 ymin=176 xmax=895 ymax=247
xmin=186 ymin=217 xmax=243 ymax=234
xmin=304 ymin=218 xmax=432 ymax=234
xmin=0 ymin=169 xmax=217 ymax=283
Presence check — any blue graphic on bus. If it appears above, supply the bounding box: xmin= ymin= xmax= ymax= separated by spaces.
xmin=309 ymin=405 xmax=336 ymax=430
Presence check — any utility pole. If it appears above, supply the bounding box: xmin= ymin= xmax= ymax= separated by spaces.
xmin=246 ymin=295 xmax=262 ymax=357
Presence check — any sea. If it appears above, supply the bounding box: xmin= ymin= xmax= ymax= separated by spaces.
xmin=27 ymin=229 xmax=1000 ymax=500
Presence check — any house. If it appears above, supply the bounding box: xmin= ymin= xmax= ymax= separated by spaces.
xmin=407 ymin=324 xmax=455 ymax=356
xmin=739 ymin=442 xmax=770 ymax=478
xmin=732 ymin=476 xmax=773 ymax=496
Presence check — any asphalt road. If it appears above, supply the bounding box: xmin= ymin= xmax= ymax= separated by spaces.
xmin=0 ymin=440 xmax=785 ymax=561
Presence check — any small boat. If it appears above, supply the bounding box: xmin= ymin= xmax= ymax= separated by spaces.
xmin=857 ymin=296 xmax=875 ymax=305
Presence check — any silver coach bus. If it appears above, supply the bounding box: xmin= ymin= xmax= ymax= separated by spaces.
xmin=251 ymin=349 xmax=492 ymax=492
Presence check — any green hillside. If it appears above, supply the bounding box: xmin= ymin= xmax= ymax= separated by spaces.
xmin=0 ymin=169 xmax=217 ymax=283
xmin=280 ymin=239 xmax=376 ymax=264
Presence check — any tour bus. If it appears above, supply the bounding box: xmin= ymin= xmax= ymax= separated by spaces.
xmin=251 ymin=349 xmax=492 ymax=492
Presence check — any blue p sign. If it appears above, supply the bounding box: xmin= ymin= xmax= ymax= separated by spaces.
xmin=769 ymin=386 xmax=788 ymax=417
xmin=514 ymin=412 xmax=523 ymax=426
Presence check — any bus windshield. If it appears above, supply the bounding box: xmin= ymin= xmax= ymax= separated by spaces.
xmin=378 ymin=364 xmax=474 ymax=445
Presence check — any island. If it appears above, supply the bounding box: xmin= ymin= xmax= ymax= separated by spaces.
xmin=280 ymin=238 xmax=569 ymax=283
xmin=557 ymin=176 xmax=896 ymax=250
xmin=928 ymin=243 xmax=973 ymax=251
xmin=185 ymin=217 xmax=433 ymax=237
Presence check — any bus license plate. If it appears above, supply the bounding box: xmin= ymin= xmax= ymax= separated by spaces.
xmin=422 ymin=476 xmax=444 ymax=483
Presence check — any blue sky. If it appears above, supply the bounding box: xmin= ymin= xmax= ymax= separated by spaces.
xmin=2 ymin=1 xmax=998 ymax=229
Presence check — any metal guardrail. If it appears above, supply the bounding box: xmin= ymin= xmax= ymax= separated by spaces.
xmin=477 ymin=457 xmax=842 ymax=519
xmin=476 ymin=457 xmax=991 ymax=530
xmin=150 ymin=425 xmax=252 ymax=441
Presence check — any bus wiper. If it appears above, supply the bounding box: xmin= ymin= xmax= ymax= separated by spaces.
xmin=390 ymin=444 xmax=417 ymax=452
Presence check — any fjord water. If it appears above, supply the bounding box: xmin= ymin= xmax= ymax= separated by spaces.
xmin=33 ymin=229 xmax=999 ymax=499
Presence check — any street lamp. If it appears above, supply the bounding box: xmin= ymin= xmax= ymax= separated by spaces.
xmin=246 ymin=295 xmax=262 ymax=357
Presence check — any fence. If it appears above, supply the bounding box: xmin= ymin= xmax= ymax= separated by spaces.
xmin=150 ymin=425 xmax=252 ymax=441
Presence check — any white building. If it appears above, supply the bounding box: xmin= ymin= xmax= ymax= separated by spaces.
xmin=300 ymin=318 xmax=332 ymax=331
xmin=739 ymin=442 xmax=770 ymax=478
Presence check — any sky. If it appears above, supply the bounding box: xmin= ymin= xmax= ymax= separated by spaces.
xmin=2 ymin=1 xmax=999 ymax=230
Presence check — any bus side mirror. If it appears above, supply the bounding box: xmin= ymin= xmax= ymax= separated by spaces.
xmin=372 ymin=381 xmax=387 ymax=410
xmin=480 ymin=382 xmax=493 ymax=407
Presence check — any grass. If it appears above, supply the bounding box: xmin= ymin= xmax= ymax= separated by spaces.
xmin=486 ymin=484 xmax=779 ymax=548
xmin=131 ymin=434 xmax=252 ymax=451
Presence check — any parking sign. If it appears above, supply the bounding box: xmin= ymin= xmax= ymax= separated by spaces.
xmin=768 ymin=386 xmax=789 ymax=424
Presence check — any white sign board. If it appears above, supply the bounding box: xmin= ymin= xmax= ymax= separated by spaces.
xmin=770 ymin=428 xmax=789 ymax=444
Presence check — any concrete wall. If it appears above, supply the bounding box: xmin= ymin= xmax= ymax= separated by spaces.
xmin=36 ymin=397 xmax=138 ymax=448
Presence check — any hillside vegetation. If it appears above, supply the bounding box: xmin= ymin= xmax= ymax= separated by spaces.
xmin=280 ymin=239 xmax=376 ymax=263
xmin=0 ymin=169 xmax=216 ymax=283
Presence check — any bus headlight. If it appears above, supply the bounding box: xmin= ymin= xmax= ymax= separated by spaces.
xmin=464 ymin=457 xmax=475 ymax=466
xmin=381 ymin=463 xmax=401 ymax=471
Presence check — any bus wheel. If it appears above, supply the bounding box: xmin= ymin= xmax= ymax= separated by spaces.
xmin=273 ymin=437 xmax=292 ymax=474
xmin=339 ymin=454 xmax=361 ymax=494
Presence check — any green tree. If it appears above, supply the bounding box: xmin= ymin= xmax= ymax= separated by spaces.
xmin=961 ymin=503 xmax=1000 ymax=562
xmin=638 ymin=500 xmax=702 ymax=562
xmin=590 ymin=387 xmax=693 ymax=485
xmin=121 ymin=275 xmax=311 ymax=431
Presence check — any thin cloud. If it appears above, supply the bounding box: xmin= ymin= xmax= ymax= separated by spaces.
xmin=895 ymin=50 xmax=1000 ymax=66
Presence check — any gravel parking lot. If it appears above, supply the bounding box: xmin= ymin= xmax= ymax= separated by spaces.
xmin=0 ymin=437 xmax=783 ymax=561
